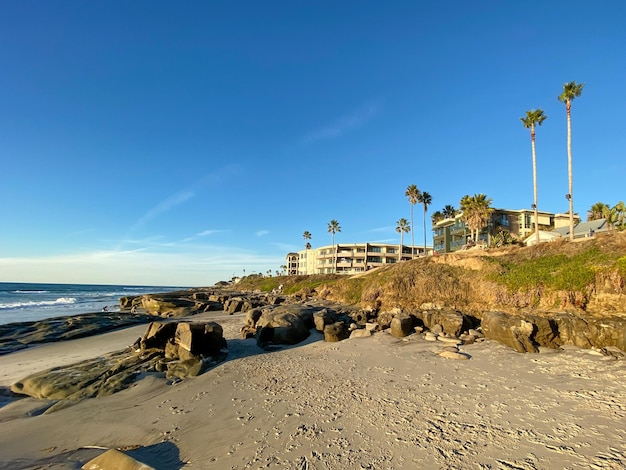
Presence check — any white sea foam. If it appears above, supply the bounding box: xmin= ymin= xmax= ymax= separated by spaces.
xmin=0 ymin=297 xmax=77 ymax=310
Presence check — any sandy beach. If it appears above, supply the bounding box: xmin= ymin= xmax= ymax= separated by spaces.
xmin=0 ymin=310 xmax=625 ymax=469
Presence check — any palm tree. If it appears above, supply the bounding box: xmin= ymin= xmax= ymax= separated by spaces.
xmin=405 ymin=184 xmax=421 ymax=259
xmin=417 ymin=191 xmax=432 ymax=255
xmin=603 ymin=202 xmax=626 ymax=230
xmin=460 ymin=194 xmax=494 ymax=243
xmin=302 ymin=231 xmax=311 ymax=249
xmin=395 ymin=218 xmax=410 ymax=262
xmin=558 ymin=81 xmax=584 ymax=241
xmin=442 ymin=205 xmax=457 ymax=219
xmin=431 ymin=210 xmax=444 ymax=224
xmin=327 ymin=219 xmax=341 ymax=273
xmin=587 ymin=202 xmax=608 ymax=221
xmin=521 ymin=108 xmax=547 ymax=246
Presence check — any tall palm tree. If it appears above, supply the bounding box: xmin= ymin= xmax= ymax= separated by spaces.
xmin=442 ymin=205 xmax=457 ymax=219
xmin=417 ymin=191 xmax=432 ymax=255
xmin=405 ymin=184 xmax=421 ymax=259
xmin=303 ymin=231 xmax=311 ymax=249
xmin=327 ymin=219 xmax=341 ymax=273
xmin=460 ymin=194 xmax=494 ymax=243
xmin=558 ymin=81 xmax=584 ymax=241
xmin=588 ymin=202 xmax=608 ymax=221
xmin=395 ymin=218 xmax=410 ymax=262
xmin=521 ymin=108 xmax=547 ymax=245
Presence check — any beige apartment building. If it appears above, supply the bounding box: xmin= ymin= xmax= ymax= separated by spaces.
xmin=287 ymin=242 xmax=432 ymax=275
xmin=432 ymin=208 xmax=577 ymax=253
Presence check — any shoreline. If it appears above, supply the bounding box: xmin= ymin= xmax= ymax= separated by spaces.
xmin=1 ymin=309 xmax=625 ymax=469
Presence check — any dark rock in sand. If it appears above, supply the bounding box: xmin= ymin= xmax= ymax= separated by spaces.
xmin=323 ymin=321 xmax=350 ymax=342
xmin=0 ymin=312 xmax=156 ymax=356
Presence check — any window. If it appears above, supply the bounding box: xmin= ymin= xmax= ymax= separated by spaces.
xmin=387 ymin=247 xmax=397 ymax=254
xmin=370 ymin=247 xmax=382 ymax=253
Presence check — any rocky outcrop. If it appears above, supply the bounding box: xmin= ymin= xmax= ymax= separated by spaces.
xmin=0 ymin=312 xmax=156 ymax=356
xmin=120 ymin=288 xmax=287 ymax=318
xmin=481 ymin=311 xmax=626 ymax=353
xmin=10 ymin=321 xmax=227 ymax=409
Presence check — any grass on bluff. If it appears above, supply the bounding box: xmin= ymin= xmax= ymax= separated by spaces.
xmin=236 ymin=232 xmax=626 ymax=311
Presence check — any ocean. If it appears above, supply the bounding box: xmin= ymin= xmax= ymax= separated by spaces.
xmin=0 ymin=282 xmax=186 ymax=325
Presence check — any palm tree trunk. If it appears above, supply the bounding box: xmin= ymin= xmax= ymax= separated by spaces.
xmin=532 ymin=126 xmax=540 ymax=245
xmin=567 ymin=102 xmax=574 ymax=241
xmin=332 ymin=234 xmax=336 ymax=274
xmin=423 ymin=208 xmax=427 ymax=256
xmin=398 ymin=233 xmax=403 ymax=263
xmin=410 ymin=205 xmax=414 ymax=259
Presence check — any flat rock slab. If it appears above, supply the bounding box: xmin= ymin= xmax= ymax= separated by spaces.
xmin=82 ymin=448 xmax=155 ymax=470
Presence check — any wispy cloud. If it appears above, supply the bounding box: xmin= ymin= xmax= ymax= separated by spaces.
xmin=181 ymin=229 xmax=228 ymax=243
xmin=369 ymin=225 xmax=394 ymax=233
xmin=256 ymin=230 xmax=270 ymax=237
xmin=134 ymin=190 xmax=195 ymax=229
xmin=303 ymin=102 xmax=381 ymax=144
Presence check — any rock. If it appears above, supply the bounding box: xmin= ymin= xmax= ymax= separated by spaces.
xmin=244 ymin=308 xmax=263 ymax=327
xmin=313 ymin=309 xmax=337 ymax=332
xmin=390 ymin=316 xmax=413 ymax=338
xmin=442 ymin=345 xmax=460 ymax=353
xmin=438 ymin=336 xmax=462 ymax=345
xmin=414 ymin=309 xmax=476 ymax=337
xmin=424 ymin=332 xmax=438 ymax=342
xmin=481 ymin=312 xmax=538 ymax=353
xmin=437 ymin=350 xmax=471 ymax=360
xmin=365 ymin=322 xmax=379 ymax=332
xmin=166 ymin=358 xmax=204 ymax=379
xmin=174 ymin=322 xmax=225 ymax=357
xmin=324 ymin=322 xmax=350 ymax=342
xmin=255 ymin=310 xmax=310 ymax=346
xmin=430 ymin=324 xmax=444 ymax=335
xmin=81 ymin=448 xmax=155 ymax=470
xmin=377 ymin=311 xmax=395 ymax=330
xmin=140 ymin=322 xmax=178 ymax=351
xmin=349 ymin=328 xmax=373 ymax=339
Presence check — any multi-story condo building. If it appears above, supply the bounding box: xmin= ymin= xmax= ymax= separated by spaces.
xmin=287 ymin=242 xmax=432 ymax=276
xmin=432 ymin=208 xmax=577 ymax=253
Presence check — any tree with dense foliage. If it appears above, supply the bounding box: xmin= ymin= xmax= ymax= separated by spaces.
xmin=558 ymin=81 xmax=584 ymax=241
xmin=521 ymin=108 xmax=547 ymax=246
xmin=460 ymin=194 xmax=494 ymax=243
xmin=395 ymin=218 xmax=410 ymax=262
xmin=417 ymin=191 xmax=432 ymax=255
xmin=327 ymin=219 xmax=341 ymax=273
xmin=405 ymin=184 xmax=421 ymax=259
xmin=588 ymin=202 xmax=609 ymax=221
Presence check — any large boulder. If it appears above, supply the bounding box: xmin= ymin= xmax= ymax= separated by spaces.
xmin=390 ymin=315 xmax=414 ymax=338
xmin=255 ymin=310 xmax=310 ymax=346
xmin=313 ymin=309 xmax=337 ymax=332
xmin=324 ymin=322 xmax=350 ymax=342
xmin=481 ymin=312 xmax=538 ymax=353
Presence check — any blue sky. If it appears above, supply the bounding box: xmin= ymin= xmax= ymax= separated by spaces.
xmin=1 ymin=1 xmax=625 ymax=286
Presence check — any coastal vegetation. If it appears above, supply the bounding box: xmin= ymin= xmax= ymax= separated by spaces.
xmin=244 ymin=231 xmax=626 ymax=316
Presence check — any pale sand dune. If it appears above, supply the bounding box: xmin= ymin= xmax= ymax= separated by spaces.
xmin=0 ymin=312 xmax=625 ymax=469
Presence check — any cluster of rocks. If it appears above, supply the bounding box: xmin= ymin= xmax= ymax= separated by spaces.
xmin=138 ymin=320 xmax=227 ymax=379
xmin=119 ymin=288 xmax=286 ymax=317
xmin=10 ymin=320 xmax=228 ymax=409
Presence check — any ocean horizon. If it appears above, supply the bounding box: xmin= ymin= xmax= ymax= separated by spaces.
xmin=0 ymin=282 xmax=188 ymax=325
